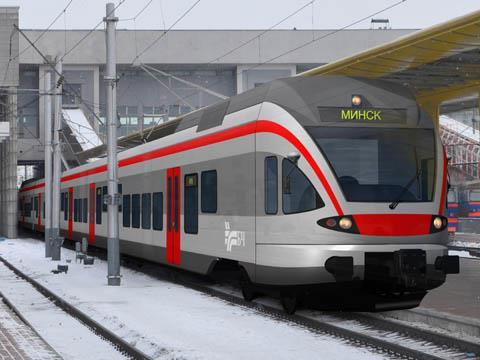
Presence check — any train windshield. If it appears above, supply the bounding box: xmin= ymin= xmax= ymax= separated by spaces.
xmin=309 ymin=127 xmax=436 ymax=203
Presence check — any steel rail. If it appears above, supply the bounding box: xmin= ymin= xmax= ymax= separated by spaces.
xmin=0 ymin=255 xmax=151 ymax=360
xmin=20 ymin=233 xmax=480 ymax=359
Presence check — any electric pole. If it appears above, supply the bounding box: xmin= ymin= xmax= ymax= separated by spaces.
xmin=104 ymin=2 xmax=121 ymax=286
xmin=44 ymin=71 xmax=52 ymax=257
xmin=51 ymin=58 xmax=63 ymax=261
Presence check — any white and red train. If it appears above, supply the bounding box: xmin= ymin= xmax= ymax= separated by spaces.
xmin=19 ymin=75 xmax=459 ymax=313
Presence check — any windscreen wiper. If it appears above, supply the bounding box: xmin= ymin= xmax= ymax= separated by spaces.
xmin=389 ymin=168 xmax=422 ymax=210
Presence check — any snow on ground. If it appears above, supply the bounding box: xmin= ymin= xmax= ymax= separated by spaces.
xmin=0 ymin=261 xmax=127 ymax=360
xmin=449 ymin=250 xmax=480 ymax=259
xmin=0 ymin=239 xmax=384 ymax=360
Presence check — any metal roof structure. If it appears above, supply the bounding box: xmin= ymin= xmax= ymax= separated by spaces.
xmin=299 ymin=10 xmax=480 ymax=121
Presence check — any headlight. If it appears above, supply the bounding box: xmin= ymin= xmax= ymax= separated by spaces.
xmin=339 ymin=217 xmax=353 ymax=230
xmin=433 ymin=217 xmax=443 ymax=230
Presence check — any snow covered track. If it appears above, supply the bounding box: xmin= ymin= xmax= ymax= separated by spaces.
xmin=0 ymin=256 xmax=150 ymax=360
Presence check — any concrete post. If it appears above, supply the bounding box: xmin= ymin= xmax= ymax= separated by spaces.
xmin=6 ymin=87 xmax=18 ymax=239
xmin=51 ymin=59 xmax=63 ymax=261
xmin=104 ymin=3 xmax=121 ymax=286
xmin=44 ymin=72 xmax=53 ymax=256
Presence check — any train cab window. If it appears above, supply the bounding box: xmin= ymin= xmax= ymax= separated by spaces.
xmin=96 ymin=187 xmax=102 ymax=224
xmin=102 ymin=186 xmax=108 ymax=212
xmin=42 ymin=201 xmax=45 ymax=219
xmin=142 ymin=193 xmax=151 ymax=229
xmin=265 ymin=157 xmax=278 ymax=214
xmin=282 ymin=159 xmax=324 ymax=214
xmin=123 ymin=195 xmax=131 ymax=227
xmin=34 ymin=197 xmax=38 ymax=217
xmin=83 ymin=198 xmax=88 ymax=223
xmin=153 ymin=192 xmax=163 ymax=230
xmin=201 ymin=170 xmax=217 ymax=213
xmin=61 ymin=193 xmax=65 ymax=212
xmin=131 ymin=194 xmax=140 ymax=229
xmin=184 ymin=174 xmax=198 ymax=234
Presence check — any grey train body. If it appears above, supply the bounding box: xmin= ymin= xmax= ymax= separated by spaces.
xmin=19 ymin=76 xmax=455 ymax=307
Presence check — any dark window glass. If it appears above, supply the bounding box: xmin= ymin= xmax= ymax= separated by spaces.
xmin=265 ymin=157 xmax=278 ymax=214
xmin=131 ymin=194 xmax=140 ymax=228
xmin=42 ymin=201 xmax=45 ymax=219
xmin=102 ymin=186 xmax=108 ymax=212
xmin=74 ymin=199 xmax=78 ymax=222
xmin=201 ymin=170 xmax=217 ymax=213
xmin=64 ymin=193 xmax=68 ymax=221
xmin=153 ymin=192 xmax=163 ymax=231
xmin=184 ymin=174 xmax=198 ymax=234
xmin=118 ymin=183 xmax=123 ymax=212
xmin=61 ymin=193 xmax=65 ymax=211
xmin=83 ymin=198 xmax=88 ymax=223
xmin=309 ymin=127 xmax=436 ymax=202
xmin=123 ymin=195 xmax=131 ymax=227
xmin=96 ymin=187 xmax=102 ymax=224
xmin=142 ymin=193 xmax=151 ymax=229
xmin=282 ymin=159 xmax=324 ymax=214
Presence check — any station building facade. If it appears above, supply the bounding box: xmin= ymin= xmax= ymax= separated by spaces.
xmin=16 ymin=27 xmax=416 ymax=167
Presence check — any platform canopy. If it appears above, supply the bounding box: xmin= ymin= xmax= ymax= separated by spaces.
xmin=300 ymin=10 xmax=480 ymax=121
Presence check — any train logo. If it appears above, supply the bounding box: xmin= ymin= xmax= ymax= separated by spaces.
xmin=225 ymin=221 xmax=245 ymax=252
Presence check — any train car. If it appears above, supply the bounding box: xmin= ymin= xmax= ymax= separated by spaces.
xmin=447 ymin=188 xmax=459 ymax=233
xmin=466 ymin=189 xmax=480 ymax=218
xmin=18 ymin=75 xmax=459 ymax=313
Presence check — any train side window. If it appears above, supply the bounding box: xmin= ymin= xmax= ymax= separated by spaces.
xmin=64 ymin=193 xmax=68 ymax=221
xmin=34 ymin=197 xmax=38 ymax=217
xmin=102 ymin=186 xmax=108 ymax=212
xmin=265 ymin=156 xmax=278 ymax=214
xmin=282 ymin=158 xmax=324 ymax=214
xmin=184 ymin=174 xmax=198 ymax=234
xmin=74 ymin=199 xmax=78 ymax=222
xmin=201 ymin=170 xmax=217 ymax=213
xmin=83 ymin=198 xmax=88 ymax=223
xmin=96 ymin=187 xmax=102 ymax=224
xmin=118 ymin=183 xmax=123 ymax=212
xmin=61 ymin=193 xmax=65 ymax=212
xmin=123 ymin=195 xmax=131 ymax=227
xmin=42 ymin=201 xmax=45 ymax=219
xmin=131 ymin=194 xmax=140 ymax=229
xmin=152 ymin=192 xmax=163 ymax=230
xmin=142 ymin=193 xmax=152 ymax=229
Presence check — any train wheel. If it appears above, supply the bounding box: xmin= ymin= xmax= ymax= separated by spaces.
xmin=281 ymin=293 xmax=297 ymax=314
xmin=239 ymin=268 xmax=257 ymax=302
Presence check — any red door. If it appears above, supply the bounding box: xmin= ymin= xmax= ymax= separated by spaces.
xmin=166 ymin=167 xmax=181 ymax=265
xmin=89 ymin=183 xmax=96 ymax=244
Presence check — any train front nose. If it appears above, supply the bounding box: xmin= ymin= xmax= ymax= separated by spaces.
xmin=317 ymin=213 xmax=459 ymax=292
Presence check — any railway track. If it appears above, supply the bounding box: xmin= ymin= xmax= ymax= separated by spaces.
xmin=0 ymin=255 xmax=151 ymax=360
xmin=13 ymin=234 xmax=480 ymax=359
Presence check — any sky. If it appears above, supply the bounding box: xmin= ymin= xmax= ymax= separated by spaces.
xmin=1 ymin=0 xmax=479 ymax=31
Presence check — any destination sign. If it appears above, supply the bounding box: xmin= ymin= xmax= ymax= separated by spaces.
xmin=318 ymin=107 xmax=407 ymax=124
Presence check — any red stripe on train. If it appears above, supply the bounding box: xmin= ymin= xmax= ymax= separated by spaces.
xmin=19 ymin=120 xmax=344 ymax=215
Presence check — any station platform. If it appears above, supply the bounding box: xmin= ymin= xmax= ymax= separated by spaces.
xmin=0 ymin=300 xmax=60 ymax=359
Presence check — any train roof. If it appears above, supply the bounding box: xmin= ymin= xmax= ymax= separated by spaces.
xmin=78 ymin=75 xmax=425 ymax=161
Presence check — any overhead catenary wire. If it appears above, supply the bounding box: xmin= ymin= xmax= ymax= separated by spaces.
xmin=174 ymin=0 xmax=409 ymax=106
xmin=130 ymin=0 xmax=201 ymax=64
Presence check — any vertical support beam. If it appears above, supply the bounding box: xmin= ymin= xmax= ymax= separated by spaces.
xmin=104 ymin=3 xmax=120 ymax=286
xmin=6 ymin=87 xmax=18 ymax=239
xmin=51 ymin=59 xmax=63 ymax=260
xmin=0 ymin=142 xmax=4 ymax=236
xmin=44 ymin=72 xmax=53 ymax=256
